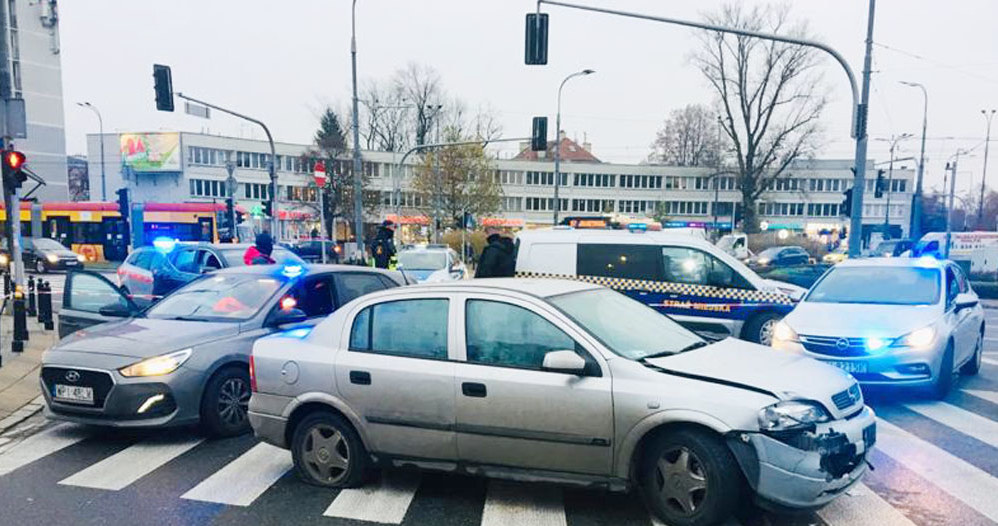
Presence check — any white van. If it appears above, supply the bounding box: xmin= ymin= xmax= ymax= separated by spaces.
xmin=514 ymin=228 xmax=805 ymax=344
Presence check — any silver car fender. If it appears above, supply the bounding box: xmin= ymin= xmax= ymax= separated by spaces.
xmin=613 ymin=408 xmax=734 ymax=480
xmin=282 ymin=391 xmax=374 ymax=453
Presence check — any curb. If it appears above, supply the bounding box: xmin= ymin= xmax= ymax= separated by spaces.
xmin=0 ymin=395 xmax=44 ymax=435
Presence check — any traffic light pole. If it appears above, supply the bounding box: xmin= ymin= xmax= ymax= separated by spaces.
xmin=175 ymin=92 xmax=279 ymax=238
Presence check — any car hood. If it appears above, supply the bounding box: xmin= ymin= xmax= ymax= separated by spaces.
xmin=760 ymin=279 xmax=807 ymax=301
xmin=405 ymin=269 xmax=437 ymax=282
xmin=785 ymin=301 xmax=941 ymax=338
xmin=41 ymin=248 xmax=78 ymax=258
xmin=646 ymin=337 xmax=854 ymax=403
xmin=55 ymin=318 xmax=241 ymax=359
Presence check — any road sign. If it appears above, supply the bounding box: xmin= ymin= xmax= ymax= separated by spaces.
xmin=314 ymin=160 xmax=327 ymax=188
xmin=184 ymin=101 xmax=210 ymax=119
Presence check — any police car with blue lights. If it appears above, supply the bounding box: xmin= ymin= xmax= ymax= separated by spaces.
xmin=44 ymin=263 xmax=406 ymax=436
xmin=515 ymin=225 xmax=807 ymax=344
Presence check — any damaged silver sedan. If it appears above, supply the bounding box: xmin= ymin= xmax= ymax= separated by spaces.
xmin=248 ymin=279 xmax=875 ymax=526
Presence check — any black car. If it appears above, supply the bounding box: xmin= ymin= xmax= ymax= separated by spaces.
xmin=283 ymin=239 xmax=340 ymax=263
xmin=23 ymin=237 xmax=86 ymax=273
xmin=870 ymin=239 xmax=914 ymax=258
xmin=749 ymin=245 xmax=811 ymax=268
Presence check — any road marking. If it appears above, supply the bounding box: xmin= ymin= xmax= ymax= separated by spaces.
xmin=181 ymin=442 xmax=291 ymax=506
xmin=817 ymin=482 xmax=915 ymax=526
xmin=903 ymin=401 xmax=998 ymax=449
xmin=481 ymin=480 xmax=567 ymax=526
xmin=0 ymin=424 xmax=89 ymax=477
xmin=59 ymin=437 xmax=203 ymax=490
xmin=323 ymin=471 xmax=420 ymax=524
xmin=982 ymin=357 xmax=998 ymax=367
xmin=964 ymin=390 xmax=998 ymax=405
xmin=876 ymin=419 xmax=998 ymax=522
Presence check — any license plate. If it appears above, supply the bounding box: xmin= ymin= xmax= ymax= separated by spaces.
xmin=54 ymin=384 xmax=94 ymax=404
xmin=863 ymin=424 xmax=876 ymax=448
xmin=824 ymin=360 xmax=867 ymax=374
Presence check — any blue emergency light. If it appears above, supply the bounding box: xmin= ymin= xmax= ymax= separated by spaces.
xmin=277 ymin=327 xmax=312 ymax=339
xmin=627 ymin=223 xmax=648 ymax=233
xmin=152 ymin=237 xmax=178 ymax=252
xmin=281 ymin=264 xmax=304 ymax=278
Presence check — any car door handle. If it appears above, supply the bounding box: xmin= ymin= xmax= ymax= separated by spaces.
xmin=462 ymin=382 xmax=487 ymax=398
xmin=349 ymin=370 xmax=371 ymax=385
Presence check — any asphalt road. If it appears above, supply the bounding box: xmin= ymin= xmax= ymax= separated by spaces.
xmin=0 ymin=310 xmax=996 ymax=526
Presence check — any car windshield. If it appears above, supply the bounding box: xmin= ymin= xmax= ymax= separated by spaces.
xmin=220 ymin=247 xmax=304 ymax=267
xmin=145 ymin=274 xmax=283 ymax=321
xmin=549 ymin=288 xmax=704 ymax=360
xmin=806 ymin=266 xmax=940 ymax=305
xmin=32 ymin=238 xmax=66 ymax=251
xmin=398 ymin=251 xmax=447 ymax=270
xmin=758 ymin=247 xmax=783 ymax=258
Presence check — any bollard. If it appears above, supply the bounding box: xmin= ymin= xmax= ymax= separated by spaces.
xmin=36 ymin=279 xmax=46 ymax=323
xmin=27 ymin=275 xmax=37 ymax=317
xmin=2 ymin=270 xmax=9 ymax=299
xmin=39 ymin=280 xmax=54 ymax=331
xmin=12 ymin=287 xmax=28 ymax=353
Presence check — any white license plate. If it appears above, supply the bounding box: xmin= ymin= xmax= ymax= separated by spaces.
xmin=54 ymin=384 xmax=94 ymax=404
xmin=824 ymin=360 xmax=868 ymax=374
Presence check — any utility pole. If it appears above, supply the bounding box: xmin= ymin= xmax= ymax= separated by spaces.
xmin=945 ymin=156 xmax=958 ymax=259
xmin=77 ymin=102 xmax=106 ymax=200
xmin=0 ymin=0 xmax=24 ymax=290
xmin=979 ymin=109 xmax=995 ymax=228
xmin=900 ymin=81 xmax=928 ymax=240
xmin=225 ymin=161 xmax=237 ymax=237
xmin=350 ymin=0 xmax=365 ymax=263
xmin=848 ymin=0 xmax=876 ymax=257
xmin=713 ymin=115 xmax=723 ymax=240
xmin=553 ymin=69 xmax=595 ymax=224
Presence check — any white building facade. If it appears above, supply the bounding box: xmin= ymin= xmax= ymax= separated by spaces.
xmin=86 ymin=132 xmax=914 ymax=244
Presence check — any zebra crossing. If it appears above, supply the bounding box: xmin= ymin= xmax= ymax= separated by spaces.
xmin=1 ymin=365 xmax=997 ymax=525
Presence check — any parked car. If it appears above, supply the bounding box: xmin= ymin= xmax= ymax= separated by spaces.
xmin=749 ymin=246 xmax=811 ymax=268
xmin=43 ymin=264 xmax=406 ymax=437
xmin=250 ymin=279 xmax=875 ymax=526
xmin=117 ymin=242 xmax=305 ymax=305
xmin=869 ymin=239 xmax=914 ymax=258
xmin=284 ymin=239 xmax=341 ymax=263
xmin=515 ymin=228 xmax=806 ymax=344
xmin=772 ymin=257 xmax=985 ymax=398
xmin=22 ymin=237 xmax=86 ymax=273
xmin=755 ymin=264 xmax=831 ymax=290
xmin=396 ymin=244 xmax=467 ymax=282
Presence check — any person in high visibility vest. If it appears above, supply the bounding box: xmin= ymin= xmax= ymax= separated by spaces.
xmin=369 ymin=220 xmax=396 ymax=269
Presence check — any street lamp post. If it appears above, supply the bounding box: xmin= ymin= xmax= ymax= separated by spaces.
xmin=979 ymin=109 xmax=995 ymax=228
xmin=553 ymin=68 xmax=594 ymax=225
xmin=77 ymin=102 xmax=106 ymax=201
xmin=899 ymin=81 xmax=927 ymax=240
xmin=350 ymin=0 xmax=365 ymax=263
xmin=875 ymin=133 xmax=911 ymax=240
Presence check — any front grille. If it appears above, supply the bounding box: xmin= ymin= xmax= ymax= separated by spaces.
xmin=41 ymin=367 xmax=114 ymax=409
xmin=800 ymin=335 xmax=868 ymax=357
xmin=831 ymin=383 xmax=862 ymax=411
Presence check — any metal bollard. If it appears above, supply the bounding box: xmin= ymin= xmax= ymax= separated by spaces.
xmin=36 ymin=279 xmax=46 ymax=323
xmin=12 ymin=287 xmax=28 ymax=353
xmin=2 ymin=270 xmax=9 ymax=299
xmin=39 ymin=280 xmax=54 ymax=331
xmin=27 ymin=275 xmax=37 ymax=317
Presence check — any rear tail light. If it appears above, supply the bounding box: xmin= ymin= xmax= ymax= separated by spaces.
xmin=249 ymin=355 xmax=257 ymax=392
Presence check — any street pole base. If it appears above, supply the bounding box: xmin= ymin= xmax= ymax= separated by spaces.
xmin=12 ymin=339 xmax=23 ymax=353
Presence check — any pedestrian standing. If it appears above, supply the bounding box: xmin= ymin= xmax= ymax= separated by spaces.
xmin=475 ymin=227 xmax=516 ymax=278
xmin=243 ymin=232 xmax=276 ymax=265
xmin=370 ymin=220 xmax=397 ymax=269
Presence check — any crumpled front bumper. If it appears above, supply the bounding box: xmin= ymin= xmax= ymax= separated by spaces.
xmin=729 ymin=405 xmax=876 ymax=510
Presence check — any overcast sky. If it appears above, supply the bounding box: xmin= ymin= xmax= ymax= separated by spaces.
xmin=60 ymin=0 xmax=998 ymax=196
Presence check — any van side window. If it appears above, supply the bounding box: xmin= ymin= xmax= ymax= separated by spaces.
xmin=661 ymin=246 xmax=753 ymax=289
xmin=577 ymin=244 xmax=662 ymax=281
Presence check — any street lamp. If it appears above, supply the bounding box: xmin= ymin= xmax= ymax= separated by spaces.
xmin=553 ymin=68 xmax=594 ymax=224
xmin=77 ymin=102 xmax=106 ymax=201
xmin=899 ymin=81 xmax=927 ymax=240
xmin=350 ymin=0 xmax=365 ymax=263
xmin=874 ymin=133 xmax=912 ymax=239
xmin=978 ymin=109 xmax=995 ymax=228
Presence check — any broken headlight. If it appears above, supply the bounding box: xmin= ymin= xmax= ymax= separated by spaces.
xmin=758 ymin=400 xmax=830 ymax=432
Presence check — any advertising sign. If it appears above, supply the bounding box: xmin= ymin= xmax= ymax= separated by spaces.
xmin=120 ymin=133 xmax=181 ymax=172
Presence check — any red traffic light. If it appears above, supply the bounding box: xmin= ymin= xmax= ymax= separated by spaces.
xmin=4 ymin=150 xmax=25 ymax=170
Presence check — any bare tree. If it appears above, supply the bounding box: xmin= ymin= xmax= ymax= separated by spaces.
xmin=692 ymin=3 xmax=826 ymax=232
xmin=394 ymin=63 xmax=445 ymax=146
xmin=360 ymin=79 xmax=411 ymax=152
xmin=649 ymin=104 xmax=720 ymax=166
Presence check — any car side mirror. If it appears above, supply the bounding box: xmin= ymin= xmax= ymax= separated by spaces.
xmin=270 ymin=307 xmax=308 ymax=327
xmin=98 ymin=302 xmax=137 ymax=318
xmin=541 ymin=350 xmax=586 ymax=375
xmin=955 ymin=292 xmax=978 ymax=312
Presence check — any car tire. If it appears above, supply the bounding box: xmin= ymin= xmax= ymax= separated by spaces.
xmin=200 ymin=366 xmax=252 ymax=437
xmin=34 ymin=258 xmax=46 ymax=274
xmin=640 ymin=428 xmax=741 ymax=526
xmin=291 ymin=411 xmax=368 ymax=488
xmin=931 ymin=341 xmax=955 ymax=399
xmin=743 ymin=312 xmax=782 ymax=346
xmin=960 ymin=329 xmax=984 ymax=376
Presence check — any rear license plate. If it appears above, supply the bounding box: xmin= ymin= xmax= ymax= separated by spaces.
xmin=824 ymin=360 xmax=868 ymax=374
xmin=54 ymin=384 xmax=94 ymax=404
xmin=863 ymin=424 xmax=876 ymax=448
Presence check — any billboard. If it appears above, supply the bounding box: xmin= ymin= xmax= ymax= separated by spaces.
xmin=120 ymin=133 xmax=181 ymax=172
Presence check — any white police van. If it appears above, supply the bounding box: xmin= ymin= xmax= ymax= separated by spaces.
xmin=515 ymin=226 xmax=806 ymax=344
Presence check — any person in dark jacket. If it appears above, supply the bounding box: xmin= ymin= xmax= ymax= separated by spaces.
xmin=370 ymin=220 xmax=397 ymax=269
xmin=475 ymin=227 xmax=516 ymax=278
xmin=243 ymin=232 xmax=276 ymax=265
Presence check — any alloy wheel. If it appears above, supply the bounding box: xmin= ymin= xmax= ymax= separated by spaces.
xmin=654 ymin=445 xmax=708 ymax=517
xmin=216 ymin=377 xmax=250 ymax=427
xmin=758 ymin=318 xmax=777 ymax=346
xmin=302 ymin=424 xmax=350 ymax=484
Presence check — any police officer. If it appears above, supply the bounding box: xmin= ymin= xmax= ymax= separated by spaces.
xmin=370 ymin=220 xmax=397 ymax=269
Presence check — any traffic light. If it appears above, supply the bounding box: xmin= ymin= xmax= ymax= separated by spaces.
xmin=841 ymin=187 xmax=853 ymax=217
xmin=153 ymin=64 xmax=174 ymax=112
xmin=524 ymin=13 xmax=549 ymax=65
xmin=262 ymin=200 xmax=272 ymax=218
xmin=874 ymin=169 xmax=885 ymax=198
xmin=116 ymin=188 xmax=129 ymax=221
xmin=531 ymin=116 xmax=548 ymax=151
xmin=1 ymin=149 xmax=27 ymax=189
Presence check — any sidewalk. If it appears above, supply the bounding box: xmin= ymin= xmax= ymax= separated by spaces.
xmin=0 ymin=314 xmax=57 ymax=433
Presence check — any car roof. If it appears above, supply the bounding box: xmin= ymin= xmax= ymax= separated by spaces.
xmin=516 ymin=228 xmax=717 ymax=250
xmin=175 ymin=242 xmax=293 ymax=251
xmin=399 ymin=244 xmax=451 ymax=252
xmin=395 ymin=278 xmax=599 ymax=298
xmin=210 ymin=263 xmax=400 ymax=278
xmin=835 ymin=257 xmax=948 ymax=269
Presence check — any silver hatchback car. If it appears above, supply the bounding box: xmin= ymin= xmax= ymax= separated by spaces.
xmin=249 ymin=279 xmax=876 ymax=526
